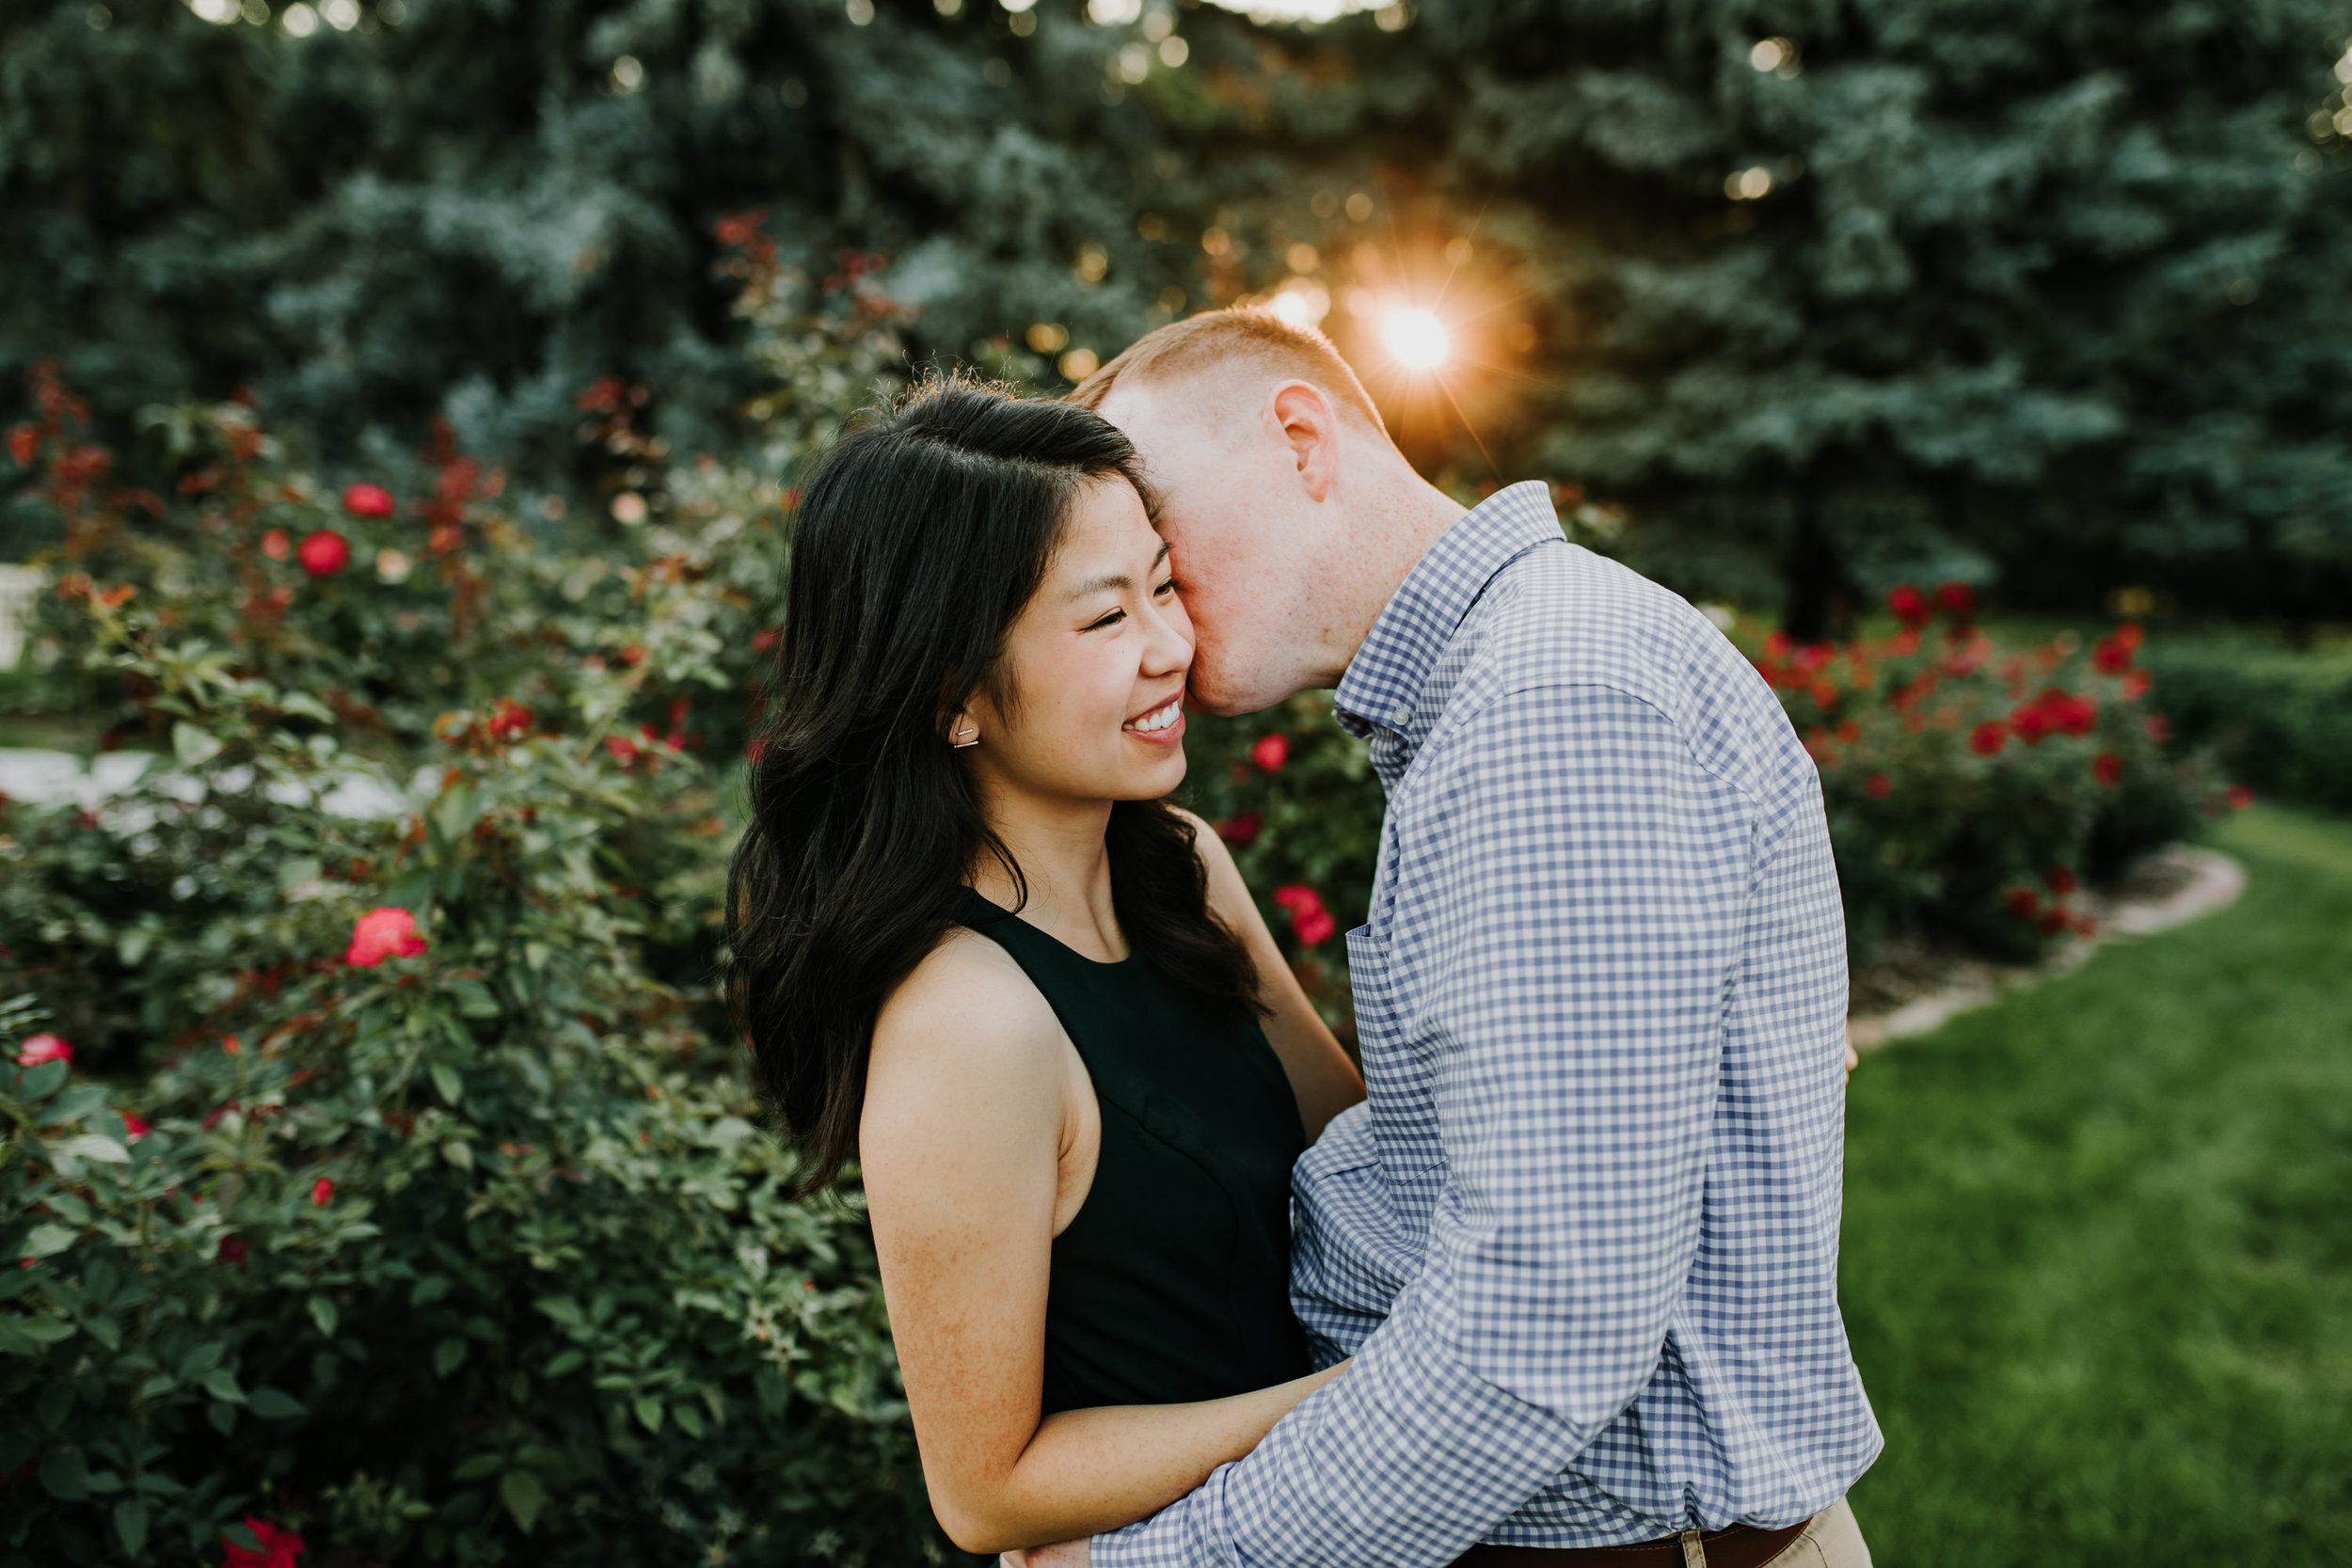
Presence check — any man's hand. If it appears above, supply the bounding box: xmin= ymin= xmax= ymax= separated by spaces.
xmin=1001 ymin=1538 xmax=1091 ymax=1568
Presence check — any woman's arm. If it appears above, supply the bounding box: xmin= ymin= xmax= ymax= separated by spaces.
xmin=862 ymin=933 xmax=1346 ymax=1557
xmin=1182 ymin=811 xmax=1365 ymax=1139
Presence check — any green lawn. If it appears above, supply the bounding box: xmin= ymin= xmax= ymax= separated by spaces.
xmin=1842 ymin=806 xmax=2352 ymax=1566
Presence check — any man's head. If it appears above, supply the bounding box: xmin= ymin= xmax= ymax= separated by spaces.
xmin=1072 ymin=308 xmax=1459 ymax=715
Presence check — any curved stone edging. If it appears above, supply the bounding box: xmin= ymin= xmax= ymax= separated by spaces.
xmin=1848 ymin=845 xmax=2248 ymax=1054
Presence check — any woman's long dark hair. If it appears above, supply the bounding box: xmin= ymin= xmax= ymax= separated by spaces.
xmin=728 ymin=376 xmax=1261 ymax=1194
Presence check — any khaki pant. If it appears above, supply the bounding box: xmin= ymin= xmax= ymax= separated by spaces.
xmin=1755 ymin=1497 xmax=1870 ymax=1568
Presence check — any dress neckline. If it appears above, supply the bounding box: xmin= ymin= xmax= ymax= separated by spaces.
xmin=958 ymin=887 xmax=1142 ymax=971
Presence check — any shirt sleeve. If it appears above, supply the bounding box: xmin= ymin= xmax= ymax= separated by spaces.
xmin=1094 ymin=683 xmax=1757 ymax=1568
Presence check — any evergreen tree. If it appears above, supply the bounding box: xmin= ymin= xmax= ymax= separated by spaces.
xmin=1248 ymin=0 xmax=2352 ymax=627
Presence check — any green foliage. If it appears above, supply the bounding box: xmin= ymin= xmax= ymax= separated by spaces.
xmin=2141 ymin=635 xmax=2352 ymax=814
xmin=2 ymin=262 xmax=950 ymax=1566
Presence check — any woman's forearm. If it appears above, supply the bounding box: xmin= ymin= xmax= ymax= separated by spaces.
xmin=940 ymin=1361 xmax=1346 ymax=1555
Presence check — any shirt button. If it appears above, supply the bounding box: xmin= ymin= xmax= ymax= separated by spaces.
xmin=1390 ymin=704 xmax=1411 ymax=725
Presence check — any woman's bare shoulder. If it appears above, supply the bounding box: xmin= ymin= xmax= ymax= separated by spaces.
xmin=869 ymin=928 xmax=1063 ymax=1105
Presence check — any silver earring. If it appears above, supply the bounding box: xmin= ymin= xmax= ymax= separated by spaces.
xmin=951 ymin=723 xmax=979 ymax=750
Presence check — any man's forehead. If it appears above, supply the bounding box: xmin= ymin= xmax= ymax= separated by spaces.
xmin=1099 ymin=373 xmax=1249 ymax=448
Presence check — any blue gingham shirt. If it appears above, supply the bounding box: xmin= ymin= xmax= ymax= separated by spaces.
xmin=1097 ymin=483 xmax=1881 ymax=1567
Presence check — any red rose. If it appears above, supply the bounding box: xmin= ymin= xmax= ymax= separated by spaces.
xmin=2038 ymin=909 xmax=2070 ymax=937
xmin=1864 ymin=773 xmax=1891 ymax=799
xmin=2092 ymin=751 xmax=2123 ymax=786
xmin=604 ymin=735 xmax=640 ymax=767
xmin=261 ymin=528 xmax=292 ymax=561
xmin=297 ymin=531 xmax=350 ymax=577
xmin=1216 ymin=812 xmax=1263 ymax=848
xmin=14 ymin=1033 xmax=72 ymax=1068
xmin=1891 ymin=628 xmax=1920 ymax=657
xmin=1969 ymin=721 xmax=2008 ymax=756
xmin=310 ymin=1178 xmax=334 ymax=1207
xmin=123 ymin=1113 xmax=150 ymax=1142
xmin=6 ymin=424 xmax=36 ymax=467
xmin=215 ymin=1237 xmax=250 ymax=1270
xmin=485 ymin=698 xmax=532 ymax=742
xmin=2144 ymin=715 xmax=2170 ymax=743
xmin=2004 ymin=888 xmax=2040 ymax=921
xmin=2121 ymin=669 xmax=2151 ymax=700
xmin=1808 ymin=679 xmax=1839 ymax=708
xmin=744 ymin=737 xmax=768 ymax=764
xmin=341 ymin=483 xmax=395 ymax=518
xmin=1934 ymin=582 xmax=1976 ymax=620
xmin=221 ymin=1513 xmax=306 ymax=1568
xmin=1250 ymin=733 xmax=1290 ymax=772
xmin=2113 ymin=622 xmax=2143 ymax=651
xmin=1885 ymin=585 xmax=1931 ymax=627
xmin=2045 ymin=866 xmax=2079 ymax=896
xmin=752 ymin=627 xmax=780 ymax=653
xmin=2091 ymin=637 xmax=2133 ymax=675
xmin=2226 ymin=784 xmax=2253 ymax=810
xmin=1271 ymin=884 xmax=1335 ymax=945
xmin=344 ymin=907 xmax=426 ymax=968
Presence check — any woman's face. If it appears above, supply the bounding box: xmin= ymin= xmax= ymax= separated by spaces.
xmin=961 ymin=477 xmax=1193 ymax=812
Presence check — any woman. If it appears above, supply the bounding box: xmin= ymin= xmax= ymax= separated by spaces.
xmin=728 ymin=378 xmax=1365 ymax=1556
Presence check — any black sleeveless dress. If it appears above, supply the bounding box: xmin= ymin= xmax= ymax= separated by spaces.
xmin=957 ymin=889 xmax=1311 ymax=1413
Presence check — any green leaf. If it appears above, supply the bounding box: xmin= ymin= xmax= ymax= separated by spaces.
xmin=500 ymin=1469 xmax=548 ymax=1534
xmin=44 ymin=1085 xmax=109 ymax=1127
xmin=633 ymin=1395 xmax=664 ymax=1433
xmin=440 ymin=1139 xmax=473 ymax=1171
xmin=206 ymin=1402 xmax=236 ymax=1436
xmin=39 ymin=1446 xmax=87 ymax=1501
xmin=84 ymin=1316 xmax=120 ymax=1352
xmin=201 ymin=1367 xmax=245 ymax=1404
xmin=433 ymin=1338 xmax=468 ymax=1377
xmin=278 ymin=691 xmax=336 ymax=723
xmin=246 ymin=1386 xmax=305 ymax=1419
xmin=533 ymin=1296 xmax=584 ymax=1330
xmin=450 ymin=980 xmax=501 ymax=1019
xmin=452 ymin=1454 xmax=505 ymax=1481
xmin=14 ymin=1060 xmax=68 ymax=1101
xmin=53 ymin=1134 xmax=129 ymax=1164
xmin=309 ymin=1295 xmax=339 ymax=1338
xmin=671 ymin=1401 xmax=705 ymax=1438
xmin=172 ymin=721 xmax=224 ymax=768
xmin=543 ymin=1350 xmax=584 ymax=1378
xmin=429 ymin=1062 xmax=464 ymax=1106
xmin=114 ymin=1497 xmax=148 ymax=1556
xmin=21 ymin=1225 xmax=78 ymax=1259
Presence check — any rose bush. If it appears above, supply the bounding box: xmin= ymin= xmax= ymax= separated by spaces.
xmin=4 ymin=228 xmax=951 ymax=1567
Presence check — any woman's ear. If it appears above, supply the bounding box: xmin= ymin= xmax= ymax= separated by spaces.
xmin=947 ymin=709 xmax=980 ymax=749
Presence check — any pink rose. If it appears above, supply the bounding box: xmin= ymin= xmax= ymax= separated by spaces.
xmin=344 ymin=907 xmax=426 ymax=968
xmin=222 ymin=1514 xmax=306 ymax=1568
xmin=15 ymin=1033 xmax=72 ymax=1068
xmin=297 ymin=530 xmax=350 ymax=577
xmin=342 ymin=483 xmax=395 ymax=518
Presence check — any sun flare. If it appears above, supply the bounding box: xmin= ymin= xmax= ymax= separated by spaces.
xmin=1382 ymin=309 xmax=1451 ymax=370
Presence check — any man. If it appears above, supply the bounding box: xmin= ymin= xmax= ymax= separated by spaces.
xmin=1030 ymin=309 xmax=1880 ymax=1568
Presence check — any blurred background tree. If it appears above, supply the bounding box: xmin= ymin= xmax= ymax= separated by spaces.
xmin=6 ymin=0 xmax=2350 ymax=625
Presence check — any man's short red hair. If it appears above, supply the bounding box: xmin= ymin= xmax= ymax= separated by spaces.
xmin=1068 ymin=307 xmax=1388 ymax=436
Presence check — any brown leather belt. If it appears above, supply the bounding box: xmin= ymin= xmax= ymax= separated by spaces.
xmin=1454 ymin=1513 xmax=1812 ymax=1568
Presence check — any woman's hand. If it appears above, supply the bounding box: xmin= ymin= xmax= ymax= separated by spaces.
xmin=1003 ymin=1543 xmax=1090 ymax=1568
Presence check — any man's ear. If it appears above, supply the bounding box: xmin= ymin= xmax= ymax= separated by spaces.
xmin=1266 ymin=381 xmax=1340 ymax=503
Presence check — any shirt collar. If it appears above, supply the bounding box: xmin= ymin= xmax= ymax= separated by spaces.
xmin=1334 ymin=481 xmax=1564 ymax=746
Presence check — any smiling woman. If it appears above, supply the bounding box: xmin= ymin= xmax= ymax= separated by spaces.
xmin=726 ymin=377 xmax=1362 ymax=1554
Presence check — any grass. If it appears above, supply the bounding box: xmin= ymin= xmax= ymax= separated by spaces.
xmin=1841 ymin=806 xmax=2352 ymax=1565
